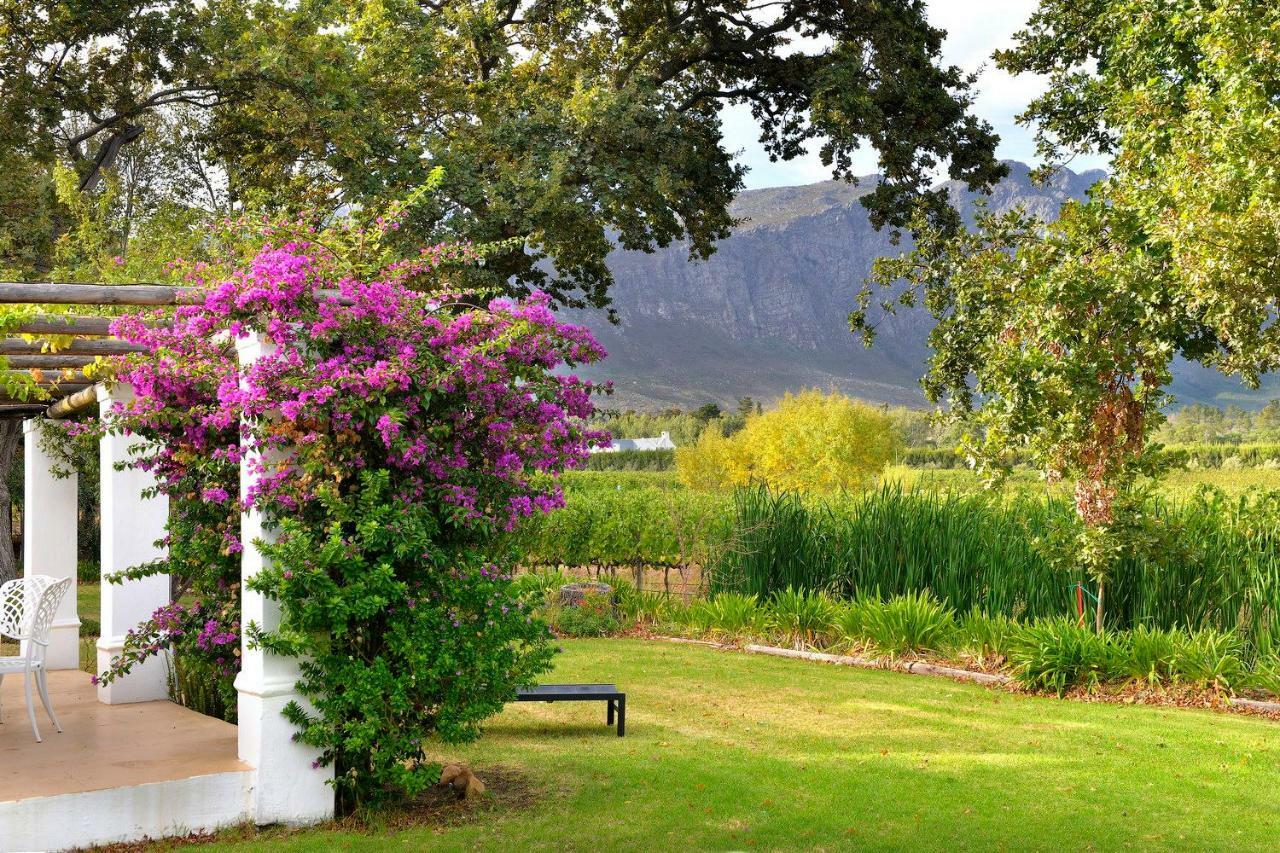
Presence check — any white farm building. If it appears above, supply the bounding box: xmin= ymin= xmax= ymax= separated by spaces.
xmin=592 ymin=431 xmax=677 ymax=453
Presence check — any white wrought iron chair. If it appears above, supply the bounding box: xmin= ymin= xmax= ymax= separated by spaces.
xmin=0 ymin=576 xmax=72 ymax=742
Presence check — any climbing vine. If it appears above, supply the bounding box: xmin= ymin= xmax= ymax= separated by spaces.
xmin=83 ymin=217 xmax=606 ymax=809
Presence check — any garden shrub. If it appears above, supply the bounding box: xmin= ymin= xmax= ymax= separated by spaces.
xmin=543 ymin=587 xmax=620 ymax=637
xmin=703 ymin=592 xmax=763 ymax=637
xmin=83 ymin=221 xmax=605 ymax=811
xmin=1009 ymin=617 xmax=1124 ymax=694
xmin=859 ymin=591 xmax=955 ymax=656
xmin=675 ymin=389 xmax=900 ymax=493
xmin=1172 ymin=628 xmax=1245 ymax=690
xmin=1120 ymin=625 xmax=1180 ymax=685
xmin=832 ymin=597 xmax=876 ymax=648
xmin=510 ymin=568 xmax=573 ymax=603
xmin=766 ymin=586 xmax=837 ymax=648
xmin=950 ymin=609 xmax=1017 ymax=665
xmin=617 ymin=589 xmax=677 ymax=626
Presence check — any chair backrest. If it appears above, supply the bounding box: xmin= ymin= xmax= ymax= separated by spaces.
xmin=0 ymin=575 xmax=67 ymax=644
xmin=27 ymin=577 xmax=71 ymax=648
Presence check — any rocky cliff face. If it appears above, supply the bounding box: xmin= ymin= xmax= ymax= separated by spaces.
xmin=567 ymin=161 xmax=1273 ymax=410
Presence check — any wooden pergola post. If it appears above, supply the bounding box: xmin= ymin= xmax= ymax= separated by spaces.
xmin=234 ymin=330 xmax=334 ymax=824
xmin=96 ymin=383 xmax=171 ymax=704
xmin=1 ymin=284 xmax=336 ymax=826
xmin=21 ymin=419 xmax=80 ymax=670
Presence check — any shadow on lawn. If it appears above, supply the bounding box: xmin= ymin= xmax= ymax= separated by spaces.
xmin=489 ymin=721 xmax=627 ymax=740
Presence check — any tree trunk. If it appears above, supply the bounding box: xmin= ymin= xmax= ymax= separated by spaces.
xmin=0 ymin=420 xmax=21 ymax=582
xmin=1094 ymin=576 xmax=1106 ymax=634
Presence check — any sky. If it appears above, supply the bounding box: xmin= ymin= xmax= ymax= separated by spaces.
xmin=726 ymin=0 xmax=1111 ymax=189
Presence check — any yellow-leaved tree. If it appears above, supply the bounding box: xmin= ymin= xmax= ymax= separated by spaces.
xmin=675 ymin=390 xmax=901 ymax=493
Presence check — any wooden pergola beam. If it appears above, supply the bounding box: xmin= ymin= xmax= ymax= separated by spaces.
xmin=0 ymin=337 xmax=142 ymax=355
xmin=25 ymin=384 xmax=92 ymax=394
xmin=46 ymin=385 xmax=101 ymax=419
xmin=0 ymin=282 xmax=201 ymax=306
xmin=5 ymin=355 xmax=98 ymax=369
xmin=8 ymin=367 xmax=92 ymax=381
xmin=12 ymin=315 xmax=117 ymax=336
xmin=0 ymin=388 xmax=83 ymax=406
xmin=3 ymin=283 xmax=349 ymax=308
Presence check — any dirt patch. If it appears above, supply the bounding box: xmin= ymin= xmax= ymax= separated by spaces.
xmin=358 ymin=764 xmax=539 ymax=832
xmin=90 ymin=764 xmax=540 ymax=851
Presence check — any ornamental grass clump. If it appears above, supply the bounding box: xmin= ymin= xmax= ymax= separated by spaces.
xmin=1009 ymin=617 xmax=1124 ymax=695
xmin=88 ymin=225 xmax=607 ymax=812
xmin=859 ymin=591 xmax=956 ymax=656
xmin=950 ymin=609 xmax=1017 ymax=667
xmin=767 ymin=586 xmax=837 ymax=648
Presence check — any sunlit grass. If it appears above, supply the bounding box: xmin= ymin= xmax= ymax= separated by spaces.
xmin=189 ymin=639 xmax=1280 ymax=851
xmin=883 ymin=463 xmax=1280 ymax=499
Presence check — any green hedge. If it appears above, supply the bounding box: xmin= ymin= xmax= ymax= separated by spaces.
xmin=585 ymin=449 xmax=675 ymax=471
xmin=508 ymin=479 xmax=730 ymax=567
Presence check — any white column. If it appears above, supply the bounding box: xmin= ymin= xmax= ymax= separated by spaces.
xmin=22 ymin=419 xmax=79 ymax=670
xmin=234 ymin=331 xmax=333 ymax=825
xmin=97 ymin=383 xmax=171 ymax=703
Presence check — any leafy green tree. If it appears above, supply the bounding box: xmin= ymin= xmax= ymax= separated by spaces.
xmin=693 ymin=403 xmax=724 ymax=423
xmin=856 ymin=1 xmax=1280 ymax=630
xmin=218 ymin=0 xmax=1008 ymax=308
xmin=2 ymin=0 xmax=1006 ymax=305
xmin=677 ymin=390 xmax=900 ymax=493
xmin=0 ymin=1 xmax=217 ymax=191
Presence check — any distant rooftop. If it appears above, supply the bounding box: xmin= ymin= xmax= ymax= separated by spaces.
xmin=591 ymin=431 xmax=677 ymax=453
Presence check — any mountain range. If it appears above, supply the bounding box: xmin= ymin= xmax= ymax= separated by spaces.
xmin=566 ymin=161 xmax=1278 ymax=411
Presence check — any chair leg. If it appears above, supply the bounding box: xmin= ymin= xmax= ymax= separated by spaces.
xmin=607 ymin=699 xmax=615 ymax=726
xmin=24 ymin=669 xmax=41 ymax=743
xmin=35 ymin=670 xmax=61 ymax=733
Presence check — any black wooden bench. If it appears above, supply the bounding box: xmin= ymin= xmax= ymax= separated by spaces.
xmin=515 ymin=683 xmax=626 ymax=736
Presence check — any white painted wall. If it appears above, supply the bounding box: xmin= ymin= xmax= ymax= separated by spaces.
xmin=96 ymin=383 xmax=171 ymax=704
xmin=0 ymin=770 xmax=252 ymax=851
xmin=22 ymin=419 xmax=80 ymax=670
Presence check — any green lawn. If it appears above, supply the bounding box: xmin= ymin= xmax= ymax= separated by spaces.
xmin=188 ymin=638 xmax=1278 ymax=852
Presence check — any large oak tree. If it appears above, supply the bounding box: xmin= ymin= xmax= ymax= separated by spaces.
xmin=3 ymin=0 xmax=1005 ymax=306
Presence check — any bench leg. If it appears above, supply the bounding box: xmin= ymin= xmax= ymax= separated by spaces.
xmin=607 ymin=698 xmax=615 ymax=727
xmin=616 ymin=696 xmax=625 ymax=737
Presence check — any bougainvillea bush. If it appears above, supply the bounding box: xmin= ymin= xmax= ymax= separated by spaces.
xmin=91 ymin=237 xmax=606 ymax=810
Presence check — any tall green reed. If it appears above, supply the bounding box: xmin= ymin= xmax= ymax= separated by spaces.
xmin=711 ymin=484 xmax=1280 ymax=655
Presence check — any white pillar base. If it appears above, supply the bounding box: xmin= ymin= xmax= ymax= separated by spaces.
xmin=46 ymin=619 xmax=82 ymax=671
xmin=235 ymin=677 xmax=334 ymax=825
xmin=96 ymin=639 xmax=170 ymax=704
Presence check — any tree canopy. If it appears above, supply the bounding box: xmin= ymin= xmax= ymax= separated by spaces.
xmin=853 ymin=1 xmax=1280 ymax=626
xmin=2 ymin=0 xmax=1005 ymax=307
xmin=676 ymin=389 xmax=900 ymax=493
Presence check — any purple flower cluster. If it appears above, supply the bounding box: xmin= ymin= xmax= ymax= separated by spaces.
xmin=100 ymin=241 xmax=608 ymax=672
